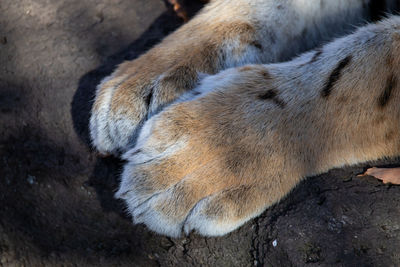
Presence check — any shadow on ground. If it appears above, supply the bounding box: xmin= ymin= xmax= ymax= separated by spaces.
xmin=71 ymin=9 xmax=183 ymax=216
xmin=1 ymin=0 xmax=400 ymax=266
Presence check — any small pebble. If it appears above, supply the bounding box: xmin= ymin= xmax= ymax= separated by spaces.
xmin=27 ymin=175 xmax=36 ymax=185
xmin=272 ymin=239 xmax=278 ymax=247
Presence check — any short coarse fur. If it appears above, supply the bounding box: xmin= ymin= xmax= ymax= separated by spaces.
xmin=89 ymin=0 xmax=400 ymax=237
xmin=116 ymin=17 xmax=400 ymax=237
xmin=89 ymin=0 xmax=398 ymax=155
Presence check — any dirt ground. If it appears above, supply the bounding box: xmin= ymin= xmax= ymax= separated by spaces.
xmin=1 ymin=0 xmax=400 ymax=266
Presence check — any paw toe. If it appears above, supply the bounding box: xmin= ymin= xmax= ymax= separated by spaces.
xmin=184 ymin=185 xmax=266 ymax=236
xmin=90 ymin=75 xmax=122 ymax=154
xmin=116 ymin=101 xmax=268 ymax=237
xmin=90 ymin=74 xmax=148 ymax=154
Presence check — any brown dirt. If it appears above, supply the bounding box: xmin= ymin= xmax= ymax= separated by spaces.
xmin=1 ymin=0 xmax=400 ymax=266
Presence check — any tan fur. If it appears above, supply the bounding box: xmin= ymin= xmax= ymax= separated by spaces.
xmin=88 ymin=0 xmax=400 ymax=236
xmin=116 ymin=17 xmax=400 ymax=237
xmin=91 ymin=0 xmax=398 ymax=154
xmin=90 ymin=1 xmax=260 ymax=153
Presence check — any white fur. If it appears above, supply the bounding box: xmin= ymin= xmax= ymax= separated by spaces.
xmin=89 ymin=74 xmax=119 ymax=154
xmin=182 ymin=196 xmax=251 ymax=236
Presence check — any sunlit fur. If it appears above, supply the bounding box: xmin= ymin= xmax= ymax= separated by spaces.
xmin=116 ymin=17 xmax=400 ymax=237
xmin=90 ymin=0 xmax=398 ymax=155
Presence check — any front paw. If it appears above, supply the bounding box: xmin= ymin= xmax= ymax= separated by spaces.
xmin=115 ymin=83 xmax=278 ymax=237
xmin=89 ymin=13 xmax=264 ymax=155
xmin=89 ymin=59 xmax=201 ymax=155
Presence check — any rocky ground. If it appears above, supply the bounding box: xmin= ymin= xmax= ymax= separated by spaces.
xmin=1 ymin=0 xmax=400 ymax=266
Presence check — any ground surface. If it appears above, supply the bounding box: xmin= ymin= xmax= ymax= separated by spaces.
xmin=1 ymin=0 xmax=400 ymax=266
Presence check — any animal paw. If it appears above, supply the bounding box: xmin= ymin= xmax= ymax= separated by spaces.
xmin=89 ymin=9 xmax=264 ymax=155
xmin=89 ymin=54 xmax=202 ymax=155
xmin=114 ymin=71 xmax=286 ymax=237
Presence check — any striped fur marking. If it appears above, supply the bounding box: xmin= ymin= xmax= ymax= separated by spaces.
xmin=258 ymin=89 xmax=286 ymax=108
xmin=378 ymin=74 xmax=397 ymax=108
xmin=321 ymin=55 xmax=352 ymax=98
xmin=310 ymin=48 xmax=323 ymax=64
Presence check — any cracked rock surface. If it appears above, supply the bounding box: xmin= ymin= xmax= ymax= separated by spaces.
xmin=1 ymin=0 xmax=400 ymax=266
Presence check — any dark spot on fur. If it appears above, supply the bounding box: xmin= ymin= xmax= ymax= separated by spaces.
xmin=192 ymin=91 xmax=201 ymax=96
xmin=259 ymin=89 xmax=277 ymax=99
xmin=369 ymin=0 xmax=387 ymax=22
xmin=145 ymin=89 xmax=153 ymax=108
xmin=250 ymin=41 xmax=263 ymax=50
xmin=260 ymin=70 xmax=271 ymax=79
xmin=299 ymin=48 xmax=322 ymax=67
xmin=259 ymin=89 xmax=286 ymax=108
xmin=378 ymin=74 xmax=397 ymax=108
xmin=310 ymin=48 xmax=322 ymax=64
xmin=321 ymin=55 xmax=352 ymax=98
xmin=130 ymin=149 xmax=142 ymax=157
